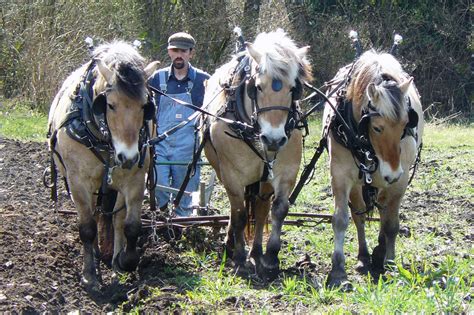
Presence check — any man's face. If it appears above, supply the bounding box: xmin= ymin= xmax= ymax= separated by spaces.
xmin=168 ymin=48 xmax=193 ymax=70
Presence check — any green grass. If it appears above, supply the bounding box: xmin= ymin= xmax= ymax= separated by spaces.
xmin=2 ymin=103 xmax=473 ymax=313
xmin=0 ymin=100 xmax=48 ymax=141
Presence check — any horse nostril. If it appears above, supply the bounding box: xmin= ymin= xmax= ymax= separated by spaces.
xmin=117 ymin=153 xmax=125 ymax=163
xmin=261 ymin=135 xmax=270 ymax=146
xmin=384 ymin=175 xmax=400 ymax=184
xmin=278 ymin=136 xmax=288 ymax=147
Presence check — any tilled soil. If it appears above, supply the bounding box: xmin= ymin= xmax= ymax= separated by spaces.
xmin=0 ymin=137 xmax=206 ymax=313
xmin=0 ymin=137 xmax=472 ymax=313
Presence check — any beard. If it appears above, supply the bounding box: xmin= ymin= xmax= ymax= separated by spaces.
xmin=172 ymin=58 xmax=185 ymax=69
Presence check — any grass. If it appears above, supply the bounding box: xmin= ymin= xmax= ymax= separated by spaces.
xmin=0 ymin=99 xmax=48 ymax=141
xmin=2 ymin=102 xmax=473 ymax=313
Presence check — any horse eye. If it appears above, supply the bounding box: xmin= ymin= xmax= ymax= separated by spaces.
xmin=256 ymin=85 xmax=263 ymax=92
xmin=107 ymin=103 xmax=115 ymax=111
xmin=373 ymin=126 xmax=383 ymax=133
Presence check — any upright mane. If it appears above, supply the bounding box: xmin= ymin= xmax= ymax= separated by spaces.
xmin=347 ymin=50 xmax=407 ymax=121
xmin=92 ymin=41 xmax=147 ymax=100
xmin=252 ymin=29 xmax=312 ymax=84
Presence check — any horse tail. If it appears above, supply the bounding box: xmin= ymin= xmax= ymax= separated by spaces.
xmin=97 ymin=190 xmax=118 ymax=266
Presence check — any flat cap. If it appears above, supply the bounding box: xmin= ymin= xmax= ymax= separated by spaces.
xmin=167 ymin=32 xmax=195 ymax=50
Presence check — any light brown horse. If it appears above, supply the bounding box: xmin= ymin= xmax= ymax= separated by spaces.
xmin=323 ymin=50 xmax=424 ymax=287
xmin=203 ymin=30 xmax=312 ymax=279
xmin=48 ymin=41 xmax=159 ymax=288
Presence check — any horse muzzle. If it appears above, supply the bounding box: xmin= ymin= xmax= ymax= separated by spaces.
xmin=116 ymin=152 xmax=139 ymax=169
xmin=379 ymin=160 xmax=403 ymax=185
xmin=260 ymin=134 xmax=288 ymax=152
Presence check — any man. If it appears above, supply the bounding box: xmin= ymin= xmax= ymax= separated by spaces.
xmin=148 ymin=32 xmax=210 ymax=217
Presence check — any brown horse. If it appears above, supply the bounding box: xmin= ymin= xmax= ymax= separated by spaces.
xmin=323 ymin=50 xmax=424 ymax=287
xmin=203 ymin=30 xmax=312 ymax=279
xmin=48 ymin=41 xmax=159 ymax=288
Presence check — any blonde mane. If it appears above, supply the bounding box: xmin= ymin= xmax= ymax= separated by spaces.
xmin=347 ymin=50 xmax=408 ymax=121
xmin=92 ymin=41 xmax=147 ymax=100
xmin=252 ymin=29 xmax=312 ymax=84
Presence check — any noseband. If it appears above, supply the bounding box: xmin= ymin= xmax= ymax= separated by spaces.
xmin=244 ymin=62 xmax=303 ymax=138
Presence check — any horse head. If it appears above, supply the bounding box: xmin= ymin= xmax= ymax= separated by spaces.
xmin=245 ymin=30 xmax=312 ymax=152
xmin=92 ymin=46 xmax=159 ymax=169
xmin=348 ymin=51 xmax=418 ymax=185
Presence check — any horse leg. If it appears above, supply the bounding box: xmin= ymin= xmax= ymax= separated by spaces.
xmin=113 ymin=188 xmax=144 ymax=272
xmin=112 ymin=193 xmax=127 ymax=272
xmin=327 ymin=180 xmax=351 ymax=288
xmin=259 ymin=185 xmax=290 ymax=280
xmin=249 ymin=183 xmax=272 ymax=271
xmin=72 ymin=187 xmax=99 ymax=288
xmin=224 ymin=221 xmax=234 ymax=259
xmin=115 ymin=190 xmax=143 ymax=272
xmin=372 ymin=189 xmax=404 ymax=271
xmin=349 ymin=186 xmax=370 ymax=274
xmin=226 ymin=190 xmax=247 ymax=272
xmin=91 ymin=214 xmax=105 ymax=284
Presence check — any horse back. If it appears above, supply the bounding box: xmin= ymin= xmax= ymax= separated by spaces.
xmin=48 ymin=64 xmax=88 ymax=132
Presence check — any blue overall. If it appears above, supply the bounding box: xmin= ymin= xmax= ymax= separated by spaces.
xmin=155 ymin=70 xmax=200 ymax=217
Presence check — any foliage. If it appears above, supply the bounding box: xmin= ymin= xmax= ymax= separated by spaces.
xmin=0 ymin=0 xmax=471 ymax=117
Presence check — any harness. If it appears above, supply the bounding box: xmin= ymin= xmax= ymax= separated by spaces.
xmin=46 ymin=60 xmax=155 ymax=212
xmin=218 ymin=55 xmax=307 ymax=181
xmin=290 ymin=69 xmax=421 ymax=212
xmin=328 ymin=80 xmax=420 ymax=213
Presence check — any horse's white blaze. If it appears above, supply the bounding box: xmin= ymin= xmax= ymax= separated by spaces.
xmin=379 ymin=158 xmax=403 ymax=184
xmin=112 ymin=138 xmax=139 ymax=161
xmin=259 ymin=119 xmax=286 ymax=144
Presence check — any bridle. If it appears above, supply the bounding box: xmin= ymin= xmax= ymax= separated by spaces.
xmin=243 ymin=60 xmax=304 ymax=138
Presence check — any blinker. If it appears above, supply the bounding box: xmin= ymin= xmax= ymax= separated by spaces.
xmin=272 ymin=79 xmax=283 ymax=92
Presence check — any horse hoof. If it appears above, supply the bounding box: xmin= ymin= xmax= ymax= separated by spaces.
xmin=115 ymin=250 xmax=140 ymax=272
xmin=371 ymin=245 xmax=386 ymax=271
xmin=355 ymin=259 xmax=371 ymax=275
xmin=258 ymin=256 xmax=280 ymax=281
xmin=326 ymin=270 xmax=349 ymax=290
xmin=261 ymin=266 xmax=280 ymax=282
xmin=384 ymin=259 xmax=397 ymax=271
xmin=233 ymin=263 xmax=252 ymax=278
xmin=81 ymin=276 xmax=100 ymax=292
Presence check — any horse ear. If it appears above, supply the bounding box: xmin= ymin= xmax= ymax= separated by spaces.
xmin=398 ymin=76 xmax=413 ymax=95
xmin=246 ymin=42 xmax=262 ymax=64
xmin=144 ymin=60 xmax=160 ymax=78
xmin=296 ymin=46 xmax=310 ymax=59
xmin=96 ymin=59 xmax=114 ymax=85
xmin=367 ymin=83 xmax=379 ymax=103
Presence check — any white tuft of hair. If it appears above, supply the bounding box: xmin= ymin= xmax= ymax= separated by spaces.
xmin=233 ymin=26 xmax=242 ymax=37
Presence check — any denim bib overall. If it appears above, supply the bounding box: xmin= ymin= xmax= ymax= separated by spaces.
xmin=155 ymin=70 xmax=200 ymax=217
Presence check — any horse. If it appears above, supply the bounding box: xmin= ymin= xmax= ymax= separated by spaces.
xmin=322 ymin=50 xmax=424 ymax=287
xmin=47 ymin=41 xmax=159 ymax=288
xmin=203 ymin=29 xmax=312 ymax=279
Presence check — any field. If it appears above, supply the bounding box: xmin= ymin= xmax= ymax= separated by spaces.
xmin=0 ymin=104 xmax=472 ymax=313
